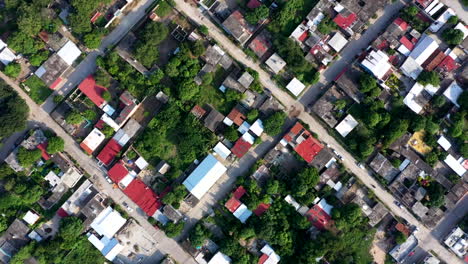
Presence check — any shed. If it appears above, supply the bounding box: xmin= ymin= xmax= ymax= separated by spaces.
xmin=0 ymin=48 xmax=16 ymax=65
xmin=334 ymin=114 xmax=358 ymax=137
xmin=183 ymin=154 xmax=227 ymax=199
xmin=213 ymin=142 xmax=231 ymax=160
xmin=437 ymin=136 xmax=451 ymax=151
xmin=444 ymin=155 xmax=466 ymax=177
xmin=286 ymin=78 xmax=306 ymax=97
xmin=22 ymin=211 xmax=40 ymax=226
xmin=443 ymin=81 xmax=463 ymax=107
xmin=135 ymin=156 xmax=149 ymax=170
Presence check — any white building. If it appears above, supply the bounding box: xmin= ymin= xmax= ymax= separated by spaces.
xmin=208 ymin=252 xmax=231 ymax=264
xmin=57 ymin=40 xmax=81 ymax=65
xmin=444 ymin=227 xmax=467 ymax=258
xmin=429 ymin=8 xmax=455 ymax=32
xmin=327 ymin=32 xmax=348 ymax=52
xmin=335 ymin=114 xmax=358 ymax=137
xmin=400 ymin=35 xmax=439 ymax=79
xmin=443 ymin=81 xmax=463 ymax=107
xmin=45 ymin=171 xmax=61 ymax=187
xmin=183 ymin=154 xmax=227 ymax=199
xmin=249 ymin=119 xmax=264 ymax=137
xmin=23 ymin=211 xmax=40 ymax=226
xmin=0 ymin=48 xmax=16 ymax=65
xmin=259 ymin=244 xmax=281 ymax=264
xmin=455 ymin=22 xmax=468 ymax=40
xmin=444 ymin=155 xmax=466 ymax=177
xmin=265 ymin=53 xmax=286 ymax=74
xmin=437 ymin=136 xmax=451 ymax=151
xmin=232 ymin=204 xmax=252 ymax=223
xmin=286 ymin=78 xmax=306 ymax=97
xmin=213 ymin=142 xmax=231 ymax=160
xmin=80 ymin=128 xmax=106 ymax=154
xmin=403 ymin=82 xmax=438 ymax=114
xmin=390 ymin=235 xmax=418 ymax=262
xmin=361 ymin=50 xmax=392 ymax=80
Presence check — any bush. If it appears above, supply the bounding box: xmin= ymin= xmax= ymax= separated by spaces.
xmin=224 ymin=126 xmax=239 ymax=142
xmin=263 ymin=111 xmax=287 ymax=136
xmin=101 ymin=124 xmax=114 ymax=138
xmin=47 ymin=136 xmax=64 ymax=154
xmin=24 ymin=76 xmax=52 ymax=104
xmin=192 ymin=40 xmax=206 ymax=57
xmin=395 ymin=231 xmax=407 ymax=244
xmin=155 ymin=0 xmax=172 ymax=17
xmin=65 ymin=110 xmax=83 ymax=125
xmin=102 ymin=91 xmax=111 ymax=102
xmin=84 ymin=31 xmax=102 ymax=49
xmin=4 ymin=62 xmax=21 ymax=78
xmin=317 ymin=15 xmax=337 ymax=35
xmin=82 ymin=109 xmax=97 ymax=121
xmin=245 ymin=5 xmax=269 ymax=24
xmin=441 ymin=28 xmax=464 ymax=45
xmin=53 ymin=95 xmax=64 ymax=104
xmin=417 ymin=71 xmax=440 ymax=87
xmin=164 ymin=221 xmax=185 ymax=238
xmin=199 ymin=25 xmax=208 ymax=35
xmin=17 ymin=147 xmax=42 ymax=167
xmin=447 ymin=16 xmax=459 ymax=24
xmin=29 ymin=50 xmax=49 ymax=67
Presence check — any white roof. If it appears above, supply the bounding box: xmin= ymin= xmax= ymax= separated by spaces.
xmin=455 ymin=22 xmax=468 ymax=40
xmin=424 ymin=0 xmax=439 ymax=12
xmin=328 ymin=32 xmax=348 ymax=52
xmin=45 ymin=171 xmax=61 ymax=187
xmin=113 ymin=129 xmax=130 ymax=147
xmin=28 ymin=231 xmax=42 ymax=242
xmin=429 ymin=8 xmax=455 ymax=32
xmin=183 ymin=154 xmax=227 ymax=199
xmin=249 ymin=119 xmax=264 ymax=137
xmin=119 ymin=171 xmax=136 ymax=188
xmin=286 ymin=78 xmax=306 ymax=97
xmin=317 ymin=198 xmax=333 ymax=215
xmin=0 ymin=48 xmax=16 ymax=65
xmin=397 ymin=45 xmax=411 ymax=56
xmin=62 ymin=167 xmax=83 ymax=188
xmin=361 ymin=50 xmax=392 ymax=80
xmin=290 ymin=24 xmax=307 ymax=41
xmin=88 ymin=234 xmax=105 ymax=251
xmin=409 ymin=35 xmax=439 ymax=65
xmin=284 ymin=195 xmax=301 ymax=210
xmin=334 ymin=4 xmax=344 ymax=12
xmin=333 ymin=181 xmax=343 ymax=191
xmin=261 ymin=244 xmax=275 ymax=255
xmin=135 ymin=156 xmax=149 ymax=170
xmin=238 ymin=121 xmax=251 ymax=134
xmin=444 ymin=155 xmax=466 ymax=177
xmin=428 ymin=2 xmax=444 ymax=16
xmin=443 ymin=81 xmax=463 ymax=107
xmin=400 ymin=57 xmax=423 ymax=80
xmin=335 ymin=114 xmax=358 ymax=137
xmin=101 ymin=113 xmax=120 ymax=131
xmin=81 ymin=128 xmax=106 ymax=152
xmin=242 ymin=132 xmax=255 ymax=144
xmin=0 ymin=39 xmax=6 ymax=50
xmin=208 ymin=252 xmax=232 ymax=264
xmin=35 ymin=66 xmax=47 ymax=78
xmin=437 ymin=136 xmax=451 ymax=151
xmin=90 ymin=206 xmax=127 ymax=238
xmin=57 ymin=40 xmax=81 ymax=65
xmin=102 ymin=104 xmax=116 ymax=116
xmin=223 ymin=117 xmax=234 ymax=126
xmin=102 ymin=238 xmax=124 ymax=261
xmin=265 ymin=53 xmax=286 ymax=74
xmin=152 ymin=209 xmax=169 ymax=225
xmin=403 ymin=82 xmax=425 ymax=114
xmin=23 ymin=211 xmax=40 ymax=225
xmin=213 ymin=142 xmax=231 ymax=160
xmin=232 ymin=204 xmax=252 ymax=223
xmin=424 ymin=84 xmax=440 ymax=96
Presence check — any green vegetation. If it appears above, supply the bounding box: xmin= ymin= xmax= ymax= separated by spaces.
xmin=24 ymin=76 xmax=52 ymax=104
xmin=441 ymin=28 xmax=464 ymax=45
xmin=263 ymin=111 xmax=287 ymax=136
xmin=161 ymin=185 xmax=187 ymax=209
xmin=53 ymin=95 xmax=64 ymax=104
xmin=189 ymin=223 xmax=211 ymax=248
xmin=199 ymin=25 xmax=209 ymax=35
xmin=94 ymin=68 xmax=111 ymax=87
xmin=449 ymin=111 xmax=466 ymax=138
xmin=102 ymin=90 xmax=111 ymax=102
xmin=422 ymin=181 xmax=445 ymax=208
xmin=458 ymin=90 xmax=468 ymax=111
xmin=101 ymin=124 xmax=114 ymax=138
xmin=192 ymin=40 xmax=206 ymax=57
xmin=317 ymin=15 xmax=338 ymax=35
xmin=47 ymin=136 xmax=65 ymax=154
xmin=395 ymin=231 xmax=407 ymax=244
xmin=65 ymin=110 xmax=84 ymax=125
xmin=0 ymin=80 xmax=28 ymax=141
xmin=400 ymin=5 xmax=429 ymax=32
xmin=163 ymin=221 xmax=185 ymax=238
xmin=82 ymin=109 xmax=97 ymax=121
xmin=155 ymin=0 xmax=173 ymax=17
xmin=4 ymin=62 xmax=21 ymax=78
xmin=29 ymin=50 xmax=49 ymax=67
xmin=134 ymin=22 xmax=169 ymax=68
xmin=69 ymin=0 xmax=112 ymax=34
xmin=245 ymin=5 xmax=270 ymax=25
xmin=290 ymin=167 xmax=320 ymax=204
xmin=83 ymin=29 xmax=105 ymax=49
xmin=268 ymin=0 xmax=318 ymax=36
xmin=224 ymin=126 xmax=239 ymax=142
xmin=417 ymin=71 xmax=440 ymax=87
xmin=17 ymin=147 xmax=42 ymax=167
xmin=447 ymin=16 xmax=459 ymax=24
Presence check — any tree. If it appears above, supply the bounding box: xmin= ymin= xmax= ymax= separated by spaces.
xmin=425 ymin=152 xmax=439 ymax=166
xmin=0 ymin=82 xmax=29 ymax=141
xmin=411 ymin=115 xmax=426 ymax=132
xmin=334 ymin=99 xmax=346 ymax=110
xmin=292 ymin=167 xmax=320 ymax=198
xmin=449 ymin=112 xmax=465 ymax=138
xmin=4 ymin=63 xmax=21 ymax=78
xmin=189 ymin=223 xmax=209 ymax=247
xmin=425 ymin=119 xmax=439 ymax=135
xmin=178 ymin=80 xmax=199 ymax=101
xmin=84 ymin=31 xmax=102 ymax=49
xmin=317 ymin=15 xmax=337 ymax=35
xmin=441 ymin=28 xmax=464 ymax=45
xmin=139 ymin=22 xmax=169 ymax=44
xmin=94 ymin=69 xmax=111 ymax=87
xmin=383 ymin=119 xmax=409 ymax=147
xmin=202 ymin=72 xmax=213 ymax=85
xmin=432 ymin=95 xmax=446 ymax=108
xmin=417 ymin=71 xmax=440 ymax=86
xmin=263 ymin=111 xmax=287 ymax=136
xmin=47 ymin=136 xmax=64 ymax=154
xmin=247 ymin=109 xmax=259 ymax=122
xmin=365 ymin=112 xmax=381 ymax=127
xmin=423 ymin=182 xmax=445 ymax=208
xmin=447 ymin=15 xmax=459 ymax=24
xmin=332 ymin=203 xmax=363 ymax=231
xmin=53 ymin=95 xmax=63 ymax=104
xmin=395 ymin=231 xmax=407 ymax=244
xmin=164 ymin=221 xmax=185 ymax=238
xmin=245 ymin=5 xmax=270 ymax=24
xmin=82 ymin=109 xmax=97 ymax=121
xmin=102 ymin=90 xmax=111 ymax=102
xmin=458 ymin=91 xmax=468 ymax=111
xmin=65 ymin=110 xmax=83 ymax=125
xmin=224 ymin=126 xmax=239 ymax=142
xmin=161 ymin=185 xmax=187 ymax=208
xmin=199 ymin=25 xmax=208 ymax=35
xmin=101 ymin=124 xmax=114 ymax=138
xmin=460 ymin=144 xmax=468 ymax=157
xmin=359 ymin=73 xmax=378 ymax=93
xmin=265 ymin=180 xmax=280 ymax=194
xmin=225 ymin=89 xmax=244 ymax=102
xmin=134 ymin=42 xmax=159 ymax=68
xmin=191 ymin=40 xmax=206 ymax=57
xmin=8 ymin=32 xmax=44 ymax=55
xmin=17 ymin=147 xmax=42 ymax=167
xmin=29 ymin=50 xmax=49 ymax=67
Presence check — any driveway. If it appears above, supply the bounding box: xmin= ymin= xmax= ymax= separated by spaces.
xmin=41 ymin=0 xmax=156 ymax=113
xmin=171 ymin=0 xmax=464 ymax=263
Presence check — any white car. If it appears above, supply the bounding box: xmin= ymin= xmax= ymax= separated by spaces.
xmin=105 ymin=176 xmax=113 ymax=184
xmin=123 ymin=202 xmax=134 ymax=212
xmin=357 ymin=163 xmax=365 ymax=169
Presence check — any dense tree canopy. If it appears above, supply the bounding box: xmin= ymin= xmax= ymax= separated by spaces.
xmin=4 ymin=63 xmax=21 ymax=78
xmin=417 ymin=71 xmax=440 ymax=87
xmin=17 ymin=148 xmax=42 ymax=167
xmin=0 ymin=82 xmax=28 ymax=141
xmin=245 ymin=5 xmax=270 ymax=24
xmin=134 ymin=22 xmax=169 ymax=68
xmin=47 ymin=136 xmax=65 ymax=154
xmin=441 ymin=28 xmax=464 ymax=45
xmin=263 ymin=111 xmax=287 ymax=135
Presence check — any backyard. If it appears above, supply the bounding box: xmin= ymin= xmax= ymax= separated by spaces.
xmin=24 ymin=76 xmax=52 ymax=104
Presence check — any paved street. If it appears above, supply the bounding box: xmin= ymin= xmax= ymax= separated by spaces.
xmin=172 ymin=0 xmax=464 ymax=263
xmin=0 ymin=71 xmax=196 ymax=264
xmin=299 ymin=1 xmax=404 ymax=105
xmin=440 ymin=0 xmax=468 ymax=24
xmin=41 ymin=0 xmax=156 ymax=113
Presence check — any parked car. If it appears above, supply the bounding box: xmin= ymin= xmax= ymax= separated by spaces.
xmin=104 ymin=175 xmax=113 ymax=184
xmin=394 ymin=201 xmax=404 ymax=209
xmin=122 ymin=202 xmax=134 ymax=212
xmin=357 ymin=162 xmax=365 ymax=169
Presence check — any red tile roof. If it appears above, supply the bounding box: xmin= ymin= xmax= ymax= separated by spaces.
xmin=333 ymin=12 xmax=357 ymax=29
xmin=49 ymin=77 xmax=62 ymax=90
xmin=108 ymin=161 xmax=129 ymax=183
xmin=233 ymin=186 xmax=246 ymax=199
xmin=37 ymin=142 xmax=51 ymax=160
xmin=258 ymin=254 xmax=269 ymax=264
xmin=396 ymin=222 xmax=411 ymax=237
xmin=249 ymin=35 xmax=271 ymax=57
xmin=80 ymin=142 xmax=94 ymax=155
xmin=97 ymin=139 xmax=122 ymax=166
xmin=123 ymin=178 xmax=161 ymax=216
xmin=437 ymin=55 xmax=460 ymax=73
xmin=225 ymin=197 xmax=242 ymax=213
xmin=393 ymin=18 xmax=408 ymax=31
xmin=227 ymin=108 xmax=246 ymax=126
xmin=295 ymin=137 xmax=323 ymax=163
xmin=247 ymin=0 xmax=262 ymax=9
xmin=400 ymin=36 xmax=414 ymax=51
xmin=298 ymin=31 xmax=308 ymax=42
xmin=232 ymin=138 xmax=252 ymax=158
xmin=306 ymin=205 xmax=331 ymax=230
xmin=57 ymin=208 xmax=69 ymax=218
xmin=416 ymin=0 xmax=431 ymax=7
xmin=90 ymin=12 xmax=101 ymax=23
xmin=253 ymin=203 xmax=270 ymax=216
xmin=191 ymin=105 xmax=207 ymax=119
xmin=78 ymin=75 xmax=108 ymax=108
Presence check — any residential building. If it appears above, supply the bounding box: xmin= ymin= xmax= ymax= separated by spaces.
xmin=80 ymin=128 xmax=106 ymax=155
xmin=444 ymin=155 xmax=466 ymax=177
xmin=222 ymin=11 xmax=253 ymax=45
xmin=0 ymin=219 xmax=30 ymax=263
xmin=208 ymin=252 xmax=231 ymax=264
xmin=248 ymin=31 xmax=271 ymax=58
xmin=312 ymin=85 xmax=348 ymax=127
xmin=223 ymin=106 xmax=247 ymax=127
xmin=443 ymin=81 xmax=464 ymax=107
xmin=389 ymin=235 xmax=418 ymax=262
xmin=305 ymin=198 xmax=333 ymax=229
xmin=78 ymin=75 xmax=111 ymax=110
xmin=96 ymin=139 xmax=123 ymax=167
xmin=360 ymin=49 xmax=392 ymax=80
xmin=203 ymin=106 xmax=225 ymax=133
xmin=213 ymin=142 xmax=231 ymax=160
xmin=281 ymin=122 xmax=324 ymax=163
xmin=334 ymin=114 xmax=358 ymax=138
xmin=286 ymin=78 xmax=306 ymax=97
xmin=444 ymin=227 xmax=467 ymax=259
xmin=327 ymin=32 xmax=348 ymax=52
xmin=265 ymin=53 xmax=286 ymax=74
xmin=183 ymin=154 xmax=227 ymax=199
xmin=429 ymin=8 xmax=455 ymax=33
xmin=369 ymin=153 xmax=399 ymax=183
xmin=400 ymin=35 xmax=439 ymax=79
xmin=258 ymin=244 xmax=280 ymax=264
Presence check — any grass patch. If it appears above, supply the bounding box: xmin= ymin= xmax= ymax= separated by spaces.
xmin=155 ymin=0 xmax=172 ymax=17
xmin=195 ymin=67 xmax=235 ymax=114
xmin=24 ymin=76 xmax=52 ymax=104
